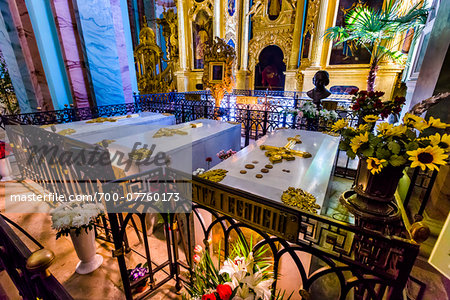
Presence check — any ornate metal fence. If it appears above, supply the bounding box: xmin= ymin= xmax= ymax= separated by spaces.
xmin=2 ymin=111 xmax=429 ymax=300
xmin=101 ymin=168 xmax=422 ymax=300
xmin=0 ymin=214 xmax=73 ymax=299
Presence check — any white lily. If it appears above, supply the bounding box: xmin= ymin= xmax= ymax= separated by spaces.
xmin=242 ymin=269 xmax=274 ymax=300
xmin=233 ymin=283 xmax=254 ymax=300
xmin=219 ymin=256 xmax=247 ymax=281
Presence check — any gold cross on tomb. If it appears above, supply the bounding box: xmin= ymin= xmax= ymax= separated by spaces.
xmin=260 ymin=135 xmax=312 ymax=164
xmin=153 ymin=122 xmax=203 ymax=138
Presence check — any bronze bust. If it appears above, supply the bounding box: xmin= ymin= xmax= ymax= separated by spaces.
xmin=307 ymin=70 xmax=331 ymax=108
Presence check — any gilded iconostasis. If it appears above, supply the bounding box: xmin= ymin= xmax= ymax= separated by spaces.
xmin=131 ymin=0 xmax=412 ymax=98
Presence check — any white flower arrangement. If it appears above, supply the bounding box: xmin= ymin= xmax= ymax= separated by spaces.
xmin=219 ymin=252 xmax=273 ymax=300
xmin=193 ymin=168 xmax=205 ymax=176
xmin=51 ymin=202 xmax=104 ymax=239
xmin=183 ymin=239 xmax=289 ymax=300
xmin=287 ymin=102 xmax=339 ymax=122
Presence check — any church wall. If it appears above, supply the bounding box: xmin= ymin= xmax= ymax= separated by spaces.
xmin=173 ymin=0 xmax=407 ymax=98
xmin=0 ymin=2 xmax=35 ymax=112
xmin=0 ymin=0 xmax=53 ymax=112
xmin=0 ymin=0 xmax=139 ymax=111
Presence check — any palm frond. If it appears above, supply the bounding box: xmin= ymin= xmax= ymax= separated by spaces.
xmin=323 ymin=26 xmax=350 ymax=42
xmin=377 ymin=45 xmax=406 ymax=63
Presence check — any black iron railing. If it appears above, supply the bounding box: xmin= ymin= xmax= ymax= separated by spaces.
xmin=0 ymin=214 xmax=73 ymax=299
xmin=2 ymin=109 xmax=429 ymax=300
xmin=101 ymin=168 xmax=421 ymax=300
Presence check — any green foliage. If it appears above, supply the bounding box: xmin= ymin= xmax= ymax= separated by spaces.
xmin=331 ymin=112 xmax=449 ymax=170
xmin=55 ymin=222 xmax=95 ymax=239
xmin=184 ymin=236 xmax=291 ymax=299
xmin=0 ymin=50 xmax=20 ymax=115
xmin=324 ymin=0 xmax=428 ymax=88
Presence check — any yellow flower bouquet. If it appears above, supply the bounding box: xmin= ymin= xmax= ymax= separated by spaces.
xmin=332 ymin=113 xmax=449 ymax=175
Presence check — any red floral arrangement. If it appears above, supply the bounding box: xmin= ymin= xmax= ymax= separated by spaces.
xmin=349 ymin=89 xmax=405 ymax=119
xmin=0 ymin=141 xmax=11 ymax=159
xmin=201 ymin=284 xmax=232 ymax=300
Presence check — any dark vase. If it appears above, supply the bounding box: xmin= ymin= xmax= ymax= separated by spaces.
xmin=305 ymin=117 xmax=319 ymax=131
xmin=354 ymin=159 xmax=405 ymax=202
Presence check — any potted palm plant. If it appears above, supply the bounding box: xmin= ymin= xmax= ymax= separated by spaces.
xmin=324 ymin=0 xmax=429 ymax=91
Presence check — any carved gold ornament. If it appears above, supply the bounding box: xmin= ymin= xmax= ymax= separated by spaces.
xmin=248 ymin=0 xmax=296 ymax=81
xmin=40 ymin=124 xmax=56 ymax=128
xmin=157 ymin=9 xmax=178 ymax=61
xmin=57 ymin=129 xmax=76 ymax=136
xmin=152 ymin=123 xmax=203 ymax=138
xmin=134 ymin=16 xmax=175 ymax=94
xmin=260 ymin=135 xmax=312 ymax=163
xmin=281 ymin=187 xmax=320 ymax=213
xmin=95 ymin=139 xmax=115 ymax=147
xmin=202 ymin=37 xmax=236 ymax=107
xmin=198 ymin=169 xmax=228 ymax=183
xmin=128 ymin=148 xmax=153 ymax=161
xmin=86 ymin=117 xmax=117 ymax=123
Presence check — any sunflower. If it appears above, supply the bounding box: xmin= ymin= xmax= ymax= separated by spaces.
xmin=366 ymin=157 xmax=387 ymax=175
xmin=429 ymin=133 xmax=450 ymax=152
xmin=357 ymin=124 xmax=370 ymax=132
xmin=407 ymin=146 xmax=448 ymax=171
xmin=350 ymin=132 xmax=369 ymax=153
xmin=376 ymin=122 xmax=393 ymax=135
xmin=363 ymin=115 xmax=379 ymax=123
xmin=403 ymin=113 xmax=424 ymax=126
xmin=331 ymin=119 xmax=348 ymax=132
xmin=428 ymin=117 xmax=449 ymax=129
xmin=412 ymin=121 xmax=429 ymax=132
xmin=386 ymin=125 xmax=407 ymax=136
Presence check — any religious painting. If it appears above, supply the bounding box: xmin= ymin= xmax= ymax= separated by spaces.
xmin=193 ymin=10 xmax=212 ymax=69
xmin=267 ymin=0 xmax=282 ymax=20
xmin=209 ymin=62 xmax=225 ymax=82
xmin=254 ymin=45 xmax=285 ymax=90
xmin=228 ymin=0 xmax=235 ymax=16
xmin=302 ymin=32 xmax=312 ymax=59
xmin=329 ymin=0 xmax=383 ymax=65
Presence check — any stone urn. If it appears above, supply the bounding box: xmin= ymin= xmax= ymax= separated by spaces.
xmin=340 ymin=159 xmax=404 ymax=223
xmin=69 ymin=228 xmax=103 ymax=274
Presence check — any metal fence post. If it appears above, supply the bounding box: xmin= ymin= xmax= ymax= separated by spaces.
xmin=282 ymin=112 xmax=287 ymax=127
xmin=262 ymin=110 xmax=268 ymax=136
xmin=181 ymin=103 xmax=186 ymax=123
xmin=245 ymin=106 xmax=251 ymax=146
xmin=291 ymin=112 xmax=297 ymax=129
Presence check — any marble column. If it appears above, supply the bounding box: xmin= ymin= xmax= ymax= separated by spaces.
xmin=72 ymin=0 xmax=127 ymax=106
xmin=49 ymin=0 xmax=92 ymax=108
xmin=110 ymin=0 xmax=135 ymax=102
xmin=3 ymin=0 xmax=53 ymax=111
xmin=0 ymin=7 xmax=34 ymax=112
xmin=289 ymin=0 xmax=306 ymax=69
xmin=213 ymin=0 xmax=222 ymax=38
xmin=239 ymin=0 xmax=250 ymax=71
xmin=309 ymin=0 xmax=331 ymax=68
xmin=175 ymin=0 xmax=189 ymax=91
xmin=24 ymin=0 xmax=73 ymax=110
xmin=235 ymin=0 xmax=250 ymax=89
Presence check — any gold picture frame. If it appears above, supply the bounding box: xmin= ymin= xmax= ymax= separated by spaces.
xmin=209 ymin=62 xmax=225 ymax=83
